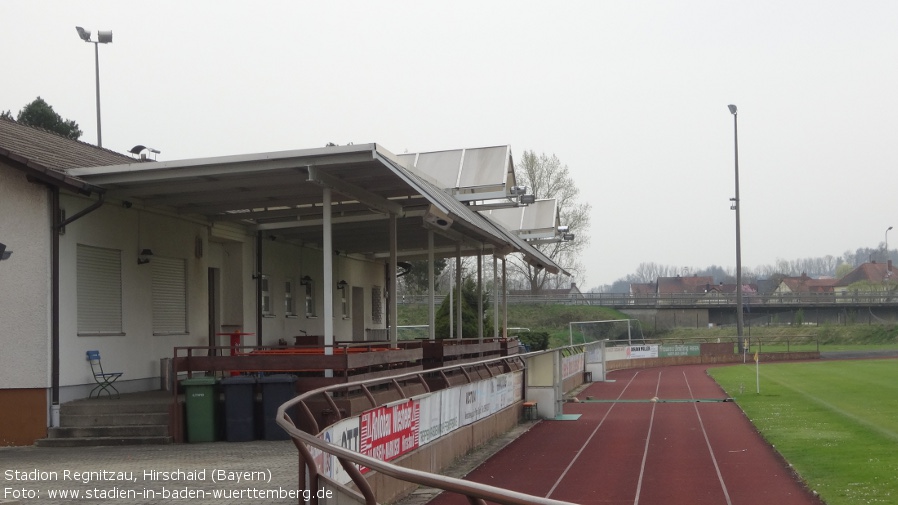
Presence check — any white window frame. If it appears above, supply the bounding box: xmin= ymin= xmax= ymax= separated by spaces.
xmin=285 ymin=278 xmax=297 ymax=317
xmin=304 ymin=279 xmax=317 ymax=318
xmin=261 ymin=274 xmax=273 ymax=317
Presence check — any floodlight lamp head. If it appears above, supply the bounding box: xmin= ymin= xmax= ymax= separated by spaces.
xmin=519 ymin=194 xmax=536 ymax=205
xmin=562 ymin=233 xmax=575 ymax=241
xmin=97 ymin=30 xmax=112 ymax=43
xmin=75 ymin=26 xmax=91 ymax=42
xmin=728 ymin=104 xmax=737 ymax=115
xmin=557 ymin=225 xmax=570 ymax=233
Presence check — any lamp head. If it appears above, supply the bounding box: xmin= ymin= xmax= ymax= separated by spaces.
xmin=75 ymin=26 xmax=91 ymax=42
xmin=728 ymin=104 xmax=737 ymax=115
xmin=97 ymin=30 xmax=112 ymax=43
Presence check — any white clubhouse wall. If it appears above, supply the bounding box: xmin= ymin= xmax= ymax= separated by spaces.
xmin=54 ymin=193 xmax=388 ymax=401
xmin=0 ymin=164 xmax=51 ymax=390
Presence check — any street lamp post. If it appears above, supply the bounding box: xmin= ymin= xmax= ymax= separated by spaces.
xmin=886 ymin=226 xmax=893 ymax=262
xmin=728 ymin=104 xmax=745 ymax=352
xmin=75 ymin=26 xmax=112 ymax=148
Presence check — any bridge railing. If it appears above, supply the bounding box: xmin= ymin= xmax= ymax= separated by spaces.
xmin=400 ymin=291 xmax=898 ymax=307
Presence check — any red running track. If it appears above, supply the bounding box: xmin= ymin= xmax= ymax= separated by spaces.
xmin=427 ymin=365 xmax=823 ymax=505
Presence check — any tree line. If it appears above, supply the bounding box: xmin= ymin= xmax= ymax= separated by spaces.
xmin=597 ymin=245 xmax=895 ymax=293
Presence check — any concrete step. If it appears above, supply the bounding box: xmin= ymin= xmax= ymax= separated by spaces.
xmin=61 ymin=400 xmax=172 ymax=416
xmin=35 ymin=436 xmax=173 ymax=448
xmin=48 ymin=425 xmax=169 ymax=438
xmin=60 ymin=412 xmax=170 ymax=427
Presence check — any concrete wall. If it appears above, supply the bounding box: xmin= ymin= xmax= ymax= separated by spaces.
xmin=258 ymin=241 xmax=386 ymax=344
xmin=0 ymin=166 xmax=52 ymax=445
xmin=0 ymin=165 xmax=51 ymax=390
xmin=56 ymin=194 xmax=388 ymax=402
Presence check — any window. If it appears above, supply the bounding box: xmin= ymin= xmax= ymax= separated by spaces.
xmin=152 ymin=257 xmax=188 ymax=335
xmin=303 ymin=278 xmax=316 ymax=317
xmin=77 ymin=244 xmax=123 ymax=335
xmin=285 ymin=279 xmax=297 ymax=317
xmin=260 ymin=274 xmax=273 ymax=317
xmin=371 ymin=286 xmax=383 ymax=324
xmin=339 ymin=284 xmax=349 ymax=319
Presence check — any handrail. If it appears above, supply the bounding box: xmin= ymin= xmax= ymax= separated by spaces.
xmin=276 ymin=354 xmax=576 ymax=505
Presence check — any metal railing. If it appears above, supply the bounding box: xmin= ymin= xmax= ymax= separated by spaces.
xmin=399 ymin=291 xmax=898 ymax=308
xmin=275 ymin=354 xmax=575 ymax=505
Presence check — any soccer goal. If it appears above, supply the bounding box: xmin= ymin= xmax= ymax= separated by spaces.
xmin=568 ymin=319 xmax=645 ymax=346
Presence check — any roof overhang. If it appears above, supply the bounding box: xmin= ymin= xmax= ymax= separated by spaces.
xmin=69 ymin=143 xmax=567 ymax=275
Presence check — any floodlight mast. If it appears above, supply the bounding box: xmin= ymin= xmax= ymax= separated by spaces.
xmin=728 ymin=104 xmax=745 ymax=353
xmin=75 ymin=26 xmax=112 ymax=147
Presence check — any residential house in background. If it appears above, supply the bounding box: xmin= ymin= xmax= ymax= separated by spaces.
xmin=834 ymin=261 xmax=898 ymax=301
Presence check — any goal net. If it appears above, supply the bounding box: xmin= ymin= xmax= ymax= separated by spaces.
xmin=568 ymin=319 xmax=645 ymax=346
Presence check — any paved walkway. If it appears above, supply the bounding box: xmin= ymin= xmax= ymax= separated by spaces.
xmin=0 ymin=440 xmax=300 ymax=504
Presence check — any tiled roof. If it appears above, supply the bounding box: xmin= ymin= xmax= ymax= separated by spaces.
xmin=0 ymin=117 xmax=133 ymax=193
xmin=780 ymin=274 xmax=836 ymax=293
xmin=836 ymin=262 xmax=898 ymax=287
xmin=0 ymin=116 xmax=133 ymax=170
xmin=656 ymin=276 xmax=715 ymax=294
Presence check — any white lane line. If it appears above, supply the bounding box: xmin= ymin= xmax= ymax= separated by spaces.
xmin=684 ymin=371 xmax=734 ymax=505
xmin=632 ymin=371 xmax=662 ymax=505
xmin=545 ymin=370 xmax=642 ymax=499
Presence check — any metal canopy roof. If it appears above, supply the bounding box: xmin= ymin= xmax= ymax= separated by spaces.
xmin=484 ymin=199 xmax=559 ymax=240
xmin=396 ymin=145 xmax=516 ymax=202
xmin=69 ymin=143 xmax=566 ymax=274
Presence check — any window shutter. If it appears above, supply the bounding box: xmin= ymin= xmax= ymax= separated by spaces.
xmin=152 ymin=257 xmax=188 ymax=335
xmin=77 ymin=245 xmax=123 ymax=334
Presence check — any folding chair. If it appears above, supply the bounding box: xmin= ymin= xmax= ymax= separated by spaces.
xmin=86 ymin=350 xmax=123 ymax=398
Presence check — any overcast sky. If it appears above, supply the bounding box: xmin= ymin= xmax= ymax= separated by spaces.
xmin=4 ymin=1 xmax=898 ymax=288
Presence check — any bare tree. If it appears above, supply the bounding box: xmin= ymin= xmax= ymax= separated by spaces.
xmin=507 ymin=151 xmax=591 ymax=293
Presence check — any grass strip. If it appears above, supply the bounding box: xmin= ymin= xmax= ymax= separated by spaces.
xmin=709 ymin=360 xmax=898 ymax=505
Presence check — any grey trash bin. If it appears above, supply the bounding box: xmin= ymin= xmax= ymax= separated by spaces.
xmin=220 ymin=376 xmax=256 ymax=442
xmin=258 ymin=374 xmax=297 ymax=440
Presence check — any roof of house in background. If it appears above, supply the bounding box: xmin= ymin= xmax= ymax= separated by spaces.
xmin=629 ymin=283 xmax=656 ymax=295
xmin=835 ymin=261 xmax=898 ymax=287
xmin=779 ymin=273 xmax=836 ymax=293
xmin=656 ymin=276 xmax=715 ymax=294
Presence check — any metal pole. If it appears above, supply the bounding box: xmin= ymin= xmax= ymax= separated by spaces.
xmin=94 ymin=42 xmax=102 ymax=148
xmin=729 ymin=105 xmax=745 ymax=351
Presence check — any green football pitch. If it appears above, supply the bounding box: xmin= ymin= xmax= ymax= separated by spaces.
xmin=708 ymin=359 xmax=898 ymax=505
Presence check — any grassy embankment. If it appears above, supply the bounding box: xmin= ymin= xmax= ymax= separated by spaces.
xmin=398 ymin=302 xmax=898 ymax=349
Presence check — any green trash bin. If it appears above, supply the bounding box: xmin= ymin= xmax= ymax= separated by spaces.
xmin=181 ymin=377 xmax=217 ymax=443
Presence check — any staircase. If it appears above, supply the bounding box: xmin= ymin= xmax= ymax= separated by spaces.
xmin=36 ymin=390 xmax=174 ymax=447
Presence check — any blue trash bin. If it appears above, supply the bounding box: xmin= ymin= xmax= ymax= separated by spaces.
xmin=257 ymin=374 xmax=297 ymax=440
xmin=220 ymin=376 xmax=256 ymax=442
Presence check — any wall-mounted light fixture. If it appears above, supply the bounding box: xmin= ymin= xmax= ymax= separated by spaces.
xmin=138 ymin=248 xmax=153 ymax=265
xmin=300 ymin=275 xmax=313 ymax=286
xmin=337 ymin=280 xmax=348 ymax=291
xmin=0 ymin=243 xmax=11 ymax=261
